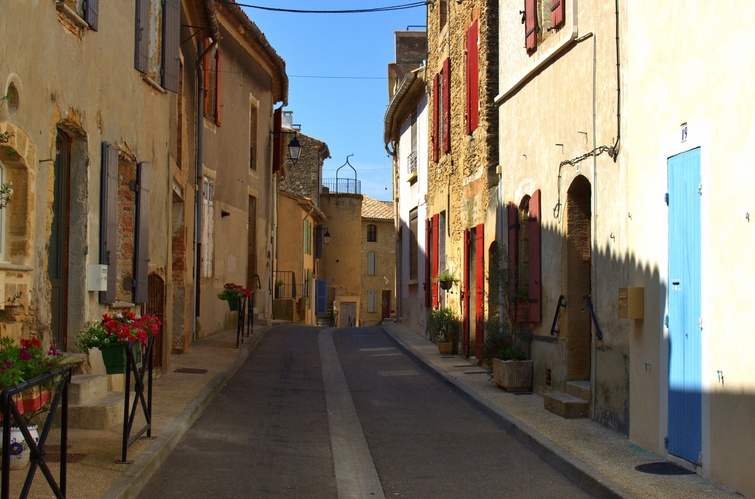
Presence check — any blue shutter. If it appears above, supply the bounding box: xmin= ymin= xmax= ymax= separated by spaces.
xmin=162 ymin=0 xmax=180 ymax=92
xmin=134 ymin=162 xmax=150 ymax=303
xmin=316 ymin=279 xmax=328 ymax=315
xmin=100 ymin=142 xmax=118 ymax=304
xmin=85 ymin=0 xmax=98 ymax=30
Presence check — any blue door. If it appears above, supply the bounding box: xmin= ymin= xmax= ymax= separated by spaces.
xmin=667 ymin=148 xmax=702 ymax=464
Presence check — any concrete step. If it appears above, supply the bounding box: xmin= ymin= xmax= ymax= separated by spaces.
xmin=63 ymin=392 xmax=128 ymax=430
xmin=544 ymin=392 xmax=589 ymax=419
xmin=565 ymin=380 xmax=591 ymax=402
xmin=69 ymin=374 xmax=110 ymax=405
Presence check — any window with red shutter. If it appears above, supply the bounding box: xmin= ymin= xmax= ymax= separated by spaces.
xmin=442 ymin=58 xmax=451 ymax=153
xmin=551 ymin=0 xmax=565 ymax=30
xmin=474 ymin=224 xmax=484 ymax=359
xmin=528 ymin=190 xmax=542 ymax=322
xmin=432 ymin=74 xmax=439 ymax=162
xmin=425 ymin=218 xmax=432 ymax=307
xmin=466 ymin=20 xmax=479 ymax=134
xmin=525 ymin=0 xmax=538 ymax=54
xmin=431 ymin=214 xmax=439 ymax=308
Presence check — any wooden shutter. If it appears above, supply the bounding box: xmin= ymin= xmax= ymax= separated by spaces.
xmin=507 ymin=202 xmax=519 ymax=289
xmin=316 ymin=279 xmax=328 ymax=315
xmin=442 ymin=58 xmax=451 ymax=153
xmin=85 ymin=0 xmax=98 ymax=30
xmin=100 ymin=142 xmax=118 ymax=304
xmin=368 ymin=289 xmax=376 ymax=313
xmin=475 ymin=224 xmax=485 ymax=359
xmin=425 ymin=218 xmax=432 ymax=307
xmin=314 ymin=224 xmax=323 ymax=259
xmin=432 ymin=74 xmax=439 ymax=162
xmin=162 ymin=0 xmax=180 ymax=92
xmin=551 ymin=0 xmax=565 ymax=29
xmin=528 ymin=190 xmax=542 ymax=322
xmin=431 ymin=214 xmax=439 ymax=308
xmin=203 ymin=40 xmax=211 ymax=116
xmin=368 ymin=252 xmax=377 ymax=275
xmin=135 ymin=0 xmax=149 ymax=72
xmin=272 ymin=107 xmax=282 ymax=174
xmin=466 ymin=20 xmax=479 ymax=134
xmin=215 ymin=49 xmax=222 ymax=125
xmin=134 ymin=161 xmax=150 ymax=304
xmin=525 ymin=0 xmax=538 ymax=54
xmin=462 ymin=228 xmax=470 ymax=356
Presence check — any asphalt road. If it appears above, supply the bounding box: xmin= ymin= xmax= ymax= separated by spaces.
xmin=139 ymin=324 xmax=592 ymax=498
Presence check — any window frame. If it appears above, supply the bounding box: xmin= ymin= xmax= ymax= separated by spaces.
xmin=367 ymin=224 xmax=377 ymax=242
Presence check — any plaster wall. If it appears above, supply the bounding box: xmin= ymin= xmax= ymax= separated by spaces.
xmin=496 ymin=0 xmax=629 ymax=432
xmin=1 ymin=1 xmax=173 ymax=350
xmin=625 ymin=3 xmax=755 ymax=495
xmin=360 ymin=219 xmax=395 ymax=326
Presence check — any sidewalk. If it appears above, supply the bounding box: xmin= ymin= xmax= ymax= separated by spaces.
xmin=381 ymin=322 xmax=738 ymax=499
xmin=3 ymin=325 xmax=269 ymax=498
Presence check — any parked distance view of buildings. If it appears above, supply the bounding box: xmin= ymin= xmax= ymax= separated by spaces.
xmin=0 ymin=1 xmax=753 ymax=496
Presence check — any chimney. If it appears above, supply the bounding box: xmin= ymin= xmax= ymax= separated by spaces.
xmin=282 ymin=110 xmax=293 ymax=129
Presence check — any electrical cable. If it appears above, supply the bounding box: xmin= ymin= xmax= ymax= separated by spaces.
xmin=220 ymin=1 xmax=428 ymax=14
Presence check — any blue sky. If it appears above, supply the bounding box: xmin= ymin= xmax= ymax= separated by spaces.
xmin=240 ymin=1 xmax=427 ymax=201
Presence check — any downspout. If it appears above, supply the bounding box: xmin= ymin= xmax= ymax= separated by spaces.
xmin=193 ymin=35 xmax=219 ymax=342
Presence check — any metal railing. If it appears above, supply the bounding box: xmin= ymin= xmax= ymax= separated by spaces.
xmin=583 ymin=295 xmax=604 ymax=340
xmin=273 ymin=271 xmax=297 ymax=299
xmin=120 ymin=337 xmax=154 ymax=463
xmin=406 ymin=151 xmax=417 ymax=177
xmin=321 ymin=178 xmax=361 ymax=195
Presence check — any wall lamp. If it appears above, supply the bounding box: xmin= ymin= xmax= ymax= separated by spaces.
xmin=323 ymin=228 xmax=331 ymax=245
xmin=271 ymin=130 xmax=301 ymax=166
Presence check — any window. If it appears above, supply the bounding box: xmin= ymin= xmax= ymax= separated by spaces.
xmin=465 ymin=20 xmax=479 ymax=134
xmin=433 ymin=58 xmax=451 ymax=160
xmin=524 ymin=0 xmax=565 ymax=54
xmin=249 ymin=102 xmax=258 ymax=171
xmin=409 ymin=209 xmax=418 ymax=280
xmin=367 ymin=224 xmax=377 ymax=242
xmin=507 ymin=191 xmax=542 ymax=322
xmin=56 ymin=0 xmax=98 ymax=30
xmin=201 ymin=177 xmax=214 ymax=278
xmin=439 ymin=0 xmax=448 ymax=32
xmin=203 ymin=42 xmax=222 ymax=125
xmin=135 ymin=0 xmax=180 ymax=92
xmin=368 ymin=252 xmax=377 ymax=275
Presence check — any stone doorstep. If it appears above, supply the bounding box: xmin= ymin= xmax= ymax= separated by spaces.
xmin=543 ymin=392 xmax=589 ymax=419
xmin=565 ymin=380 xmax=591 ymax=402
xmin=54 ymin=374 xmax=137 ymax=430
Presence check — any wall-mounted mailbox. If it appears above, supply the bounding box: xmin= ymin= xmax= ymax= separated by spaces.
xmin=619 ymin=287 xmax=644 ymax=319
xmin=87 ymin=264 xmax=108 ymax=292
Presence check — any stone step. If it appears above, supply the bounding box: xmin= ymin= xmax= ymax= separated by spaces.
xmin=56 ymin=392 xmax=130 ymax=430
xmin=69 ymin=374 xmax=110 ymax=405
xmin=544 ymin=392 xmax=589 ymax=419
xmin=565 ymin=380 xmax=591 ymax=402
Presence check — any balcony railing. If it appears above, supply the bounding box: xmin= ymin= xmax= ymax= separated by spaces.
xmin=322 ymin=178 xmax=361 ymax=195
xmin=406 ymin=150 xmax=417 ymax=178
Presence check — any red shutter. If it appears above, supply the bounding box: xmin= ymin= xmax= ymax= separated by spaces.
xmin=203 ymin=40 xmax=210 ymax=115
xmin=551 ymin=0 xmax=565 ymax=29
xmin=507 ymin=202 xmax=519 ymax=285
xmin=215 ymin=49 xmax=222 ymax=125
xmin=431 ymin=214 xmax=439 ymax=308
xmin=466 ymin=21 xmax=479 ymax=134
xmin=462 ymin=228 xmax=470 ymax=356
xmin=442 ymin=58 xmax=451 ymax=153
xmin=272 ymin=107 xmax=282 ymax=174
xmin=475 ymin=224 xmax=485 ymax=359
xmin=425 ymin=218 xmax=432 ymax=307
xmin=525 ymin=0 xmax=538 ymax=54
xmin=432 ymin=73 xmax=439 ymax=162
xmin=528 ymin=190 xmax=542 ymax=322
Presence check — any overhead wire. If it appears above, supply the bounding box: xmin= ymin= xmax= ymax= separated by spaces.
xmin=219 ymin=1 xmax=428 ymax=14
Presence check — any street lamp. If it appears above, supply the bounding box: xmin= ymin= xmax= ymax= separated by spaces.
xmin=323 ymin=229 xmax=331 ymax=245
xmin=287 ymin=136 xmax=301 ymax=165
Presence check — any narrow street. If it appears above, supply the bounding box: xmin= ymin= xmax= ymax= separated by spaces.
xmin=139 ymin=324 xmax=591 ymax=498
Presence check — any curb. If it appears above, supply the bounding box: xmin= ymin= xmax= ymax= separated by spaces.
xmin=381 ymin=324 xmax=630 ymax=499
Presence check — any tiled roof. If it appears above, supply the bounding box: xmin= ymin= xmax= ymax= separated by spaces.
xmin=361 ymin=195 xmax=394 ymax=220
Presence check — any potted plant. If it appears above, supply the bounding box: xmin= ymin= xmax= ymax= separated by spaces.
xmin=217 ymin=282 xmax=251 ymax=310
xmin=429 ymin=307 xmax=459 ymax=355
xmin=0 ymin=337 xmax=65 ymax=469
xmin=77 ymin=311 xmax=161 ymax=374
xmin=483 ymin=316 xmax=532 ymax=392
xmin=274 ymin=280 xmax=285 ymax=299
xmin=434 ymin=269 xmax=459 ymax=291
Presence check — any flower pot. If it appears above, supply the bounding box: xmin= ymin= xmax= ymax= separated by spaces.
xmin=21 ymin=386 xmax=51 ymax=413
xmin=226 ymin=297 xmax=240 ymax=311
xmin=438 ymin=279 xmax=453 ymax=291
xmin=100 ymin=343 xmax=142 ymax=374
xmin=492 ymin=358 xmax=533 ymax=392
xmin=1 ymin=424 xmax=38 ymax=470
xmin=0 ymin=395 xmax=24 ymax=424
xmin=437 ymin=342 xmax=453 ymax=355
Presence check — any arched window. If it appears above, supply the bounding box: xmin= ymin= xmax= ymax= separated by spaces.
xmin=367 ymin=224 xmax=377 ymax=242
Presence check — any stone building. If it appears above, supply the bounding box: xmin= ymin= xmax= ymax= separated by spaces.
xmin=424 ymin=0 xmax=499 ymax=359
xmin=359 ymin=196 xmax=396 ymax=326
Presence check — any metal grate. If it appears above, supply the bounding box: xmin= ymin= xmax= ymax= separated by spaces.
xmin=174 ymin=367 xmax=209 ymax=374
xmin=635 ymin=462 xmax=694 ymax=475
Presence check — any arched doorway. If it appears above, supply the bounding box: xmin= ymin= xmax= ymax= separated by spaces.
xmin=565 ymin=176 xmax=591 ymax=382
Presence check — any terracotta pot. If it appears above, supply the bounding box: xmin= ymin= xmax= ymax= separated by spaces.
xmin=437 ymin=342 xmax=453 ymax=355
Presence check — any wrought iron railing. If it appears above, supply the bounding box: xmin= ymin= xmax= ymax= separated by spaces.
xmin=406 ymin=151 xmax=417 ymax=177
xmin=321 ymin=178 xmax=361 ymax=195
